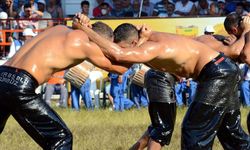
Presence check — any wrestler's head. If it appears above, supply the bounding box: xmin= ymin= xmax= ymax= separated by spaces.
xmin=92 ymin=21 xmax=114 ymax=41
xmin=114 ymin=23 xmax=139 ymax=48
xmin=224 ymin=12 xmax=243 ymax=38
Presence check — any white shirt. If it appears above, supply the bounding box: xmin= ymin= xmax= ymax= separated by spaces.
xmin=7 ymin=39 xmax=24 ymax=59
xmin=175 ymin=1 xmax=194 ymax=14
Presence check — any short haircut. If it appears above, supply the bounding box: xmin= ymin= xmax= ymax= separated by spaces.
xmin=92 ymin=21 xmax=113 ymax=40
xmin=81 ymin=1 xmax=89 ymax=7
xmin=24 ymin=3 xmax=32 ymax=9
xmin=224 ymin=12 xmax=242 ymax=32
xmin=100 ymin=2 xmax=109 ymax=7
xmin=114 ymin=23 xmax=139 ymax=43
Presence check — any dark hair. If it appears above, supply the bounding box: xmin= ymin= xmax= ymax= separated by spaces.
xmin=100 ymin=2 xmax=109 ymax=7
xmin=24 ymin=3 xmax=32 ymax=9
xmin=81 ymin=1 xmax=89 ymax=7
xmin=114 ymin=23 xmax=139 ymax=43
xmin=92 ymin=21 xmax=113 ymax=40
xmin=224 ymin=12 xmax=242 ymax=32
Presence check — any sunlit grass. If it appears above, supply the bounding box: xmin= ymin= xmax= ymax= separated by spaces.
xmin=0 ymin=107 xmax=249 ymax=150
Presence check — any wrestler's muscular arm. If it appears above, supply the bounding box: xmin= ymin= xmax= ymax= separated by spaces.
xmin=75 ymin=22 xmax=160 ymax=63
xmin=73 ymin=30 xmax=128 ymax=74
xmin=240 ymin=32 xmax=250 ymax=64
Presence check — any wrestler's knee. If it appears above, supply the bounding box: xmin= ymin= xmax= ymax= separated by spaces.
xmin=148 ymin=125 xmax=173 ymax=146
xmin=52 ymin=129 xmax=73 ymax=150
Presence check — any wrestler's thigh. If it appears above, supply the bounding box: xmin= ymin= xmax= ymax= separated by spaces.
xmin=12 ymin=95 xmax=71 ymax=148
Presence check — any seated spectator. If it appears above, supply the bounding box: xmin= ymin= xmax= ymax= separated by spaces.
xmin=142 ymin=0 xmax=154 ymax=16
xmin=215 ymin=0 xmax=227 ymax=16
xmin=7 ymin=27 xmax=36 ymax=59
xmin=158 ymin=2 xmax=180 ymax=17
xmin=44 ymin=70 xmax=68 ymax=108
xmin=70 ymin=78 xmax=93 ymax=111
xmin=239 ymin=64 xmax=250 ymax=107
xmin=152 ymin=0 xmax=172 ymax=16
xmin=233 ymin=2 xmax=248 ymax=16
xmin=0 ymin=0 xmax=17 ymax=18
xmin=204 ymin=25 xmax=215 ymax=35
xmin=93 ymin=0 xmax=112 ymax=17
xmin=81 ymin=0 xmax=93 ymax=18
xmin=47 ymin=0 xmax=63 ymax=23
xmin=0 ymin=11 xmax=9 ymax=41
xmin=0 ymin=11 xmax=13 ymax=58
xmin=110 ymin=0 xmax=124 ymax=17
xmin=18 ymin=3 xmax=40 ymax=29
xmin=18 ymin=0 xmax=39 ymax=18
xmin=124 ymin=0 xmax=148 ymax=17
xmin=175 ymin=0 xmax=196 ymax=16
xmin=95 ymin=2 xmax=112 ymax=18
xmin=195 ymin=0 xmax=215 ymax=16
xmin=37 ymin=0 xmax=53 ymax=30
xmin=121 ymin=0 xmax=133 ymax=16
xmin=109 ymin=72 xmax=134 ymax=111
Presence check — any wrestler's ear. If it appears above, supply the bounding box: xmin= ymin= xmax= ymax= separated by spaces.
xmin=131 ymin=39 xmax=138 ymax=47
xmin=230 ymin=27 xmax=238 ymax=35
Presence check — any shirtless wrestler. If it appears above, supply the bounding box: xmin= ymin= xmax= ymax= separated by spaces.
xmin=0 ymin=15 xmax=128 ymax=149
xmin=76 ymin=14 xmax=250 ymax=150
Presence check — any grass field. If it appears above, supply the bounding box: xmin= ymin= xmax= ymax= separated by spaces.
xmin=0 ymin=107 xmax=249 ymax=150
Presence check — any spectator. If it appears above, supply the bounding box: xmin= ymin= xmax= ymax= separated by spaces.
xmin=109 ymin=72 xmax=134 ymax=111
xmin=121 ymin=0 xmax=133 ymax=16
xmin=142 ymin=0 xmax=154 ymax=16
xmin=81 ymin=0 xmax=93 ymax=18
xmin=18 ymin=3 xmax=39 ymax=29
xmin=70 ymin=78 xmax=93 ymax=111
xmin=19 ymin=0 xmax=39 ymax=18
xmin=44 ymin=70 xmax=68 ymax=108
xmin=242 ymin=0 xmax=250 ymax=12
xmin=158 ymin=2 xmax=180 ymax=17
xmin=204 ymin=25 xmax=215 ymax=35
xmin=216 ymin=0 xmax=227 ymax=16
xmin=152 ymin=0 xmax=172 ymax=16
xmin=185 ymin=78 xmax=197 ymax=106
xmin=175 ymin=78 xmax=187 ymax=106
xmin=0 ymin=11 xmax=8 ymax=40
xmin=0 ymin=0 xmax=17 ymax=18
xmin=37 ymin=0 xmax=53 ymax=30
xmin=7 ymin=27 xmax=36 ymax=59
xmin=93 ymin=0 xmax=112 ymax=17
xmin=233 ymin=2 xmax=248 ymax=16
xmin=239 ymin=64 xmax=250 ymax=107
xmin=195 ymin=0 xmax=215 ymax=16
xmin=110 ymin=0 xmax=124 ymax=17
xmin=175 ymin=0 xmax=196 ymax=16
xmin=95 ymin=2 xmax=112 ymax=18
xmin=47 ymin=0 xmax=63 ymax=21
xmin=0 ymin=11 xmax=9 ymax=58
xmin=124 ymin=0 xmax=148 ymax=17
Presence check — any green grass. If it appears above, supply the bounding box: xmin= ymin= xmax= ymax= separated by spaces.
xmin=0 ymin=107 xmax=249 ymax=150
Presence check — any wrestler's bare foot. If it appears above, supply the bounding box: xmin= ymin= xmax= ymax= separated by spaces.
xmin=129 ymin=130 xmax=150 ymax=150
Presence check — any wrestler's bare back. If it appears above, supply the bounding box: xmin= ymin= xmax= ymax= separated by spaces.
xmin=143 ymin=32 xmax=220 ymax=78
xmin=4 ymin=25 xmax=91 ymax=84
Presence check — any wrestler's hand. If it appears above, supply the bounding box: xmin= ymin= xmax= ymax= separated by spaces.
xmin=73 ymin=12 xmax=92 ymax=28
xmin=137 ymin=24 xmax=152 ymax=39
xmin=224 ymin=34 xmax=237 ymax=45
xmin=241 ymin=16 xmax=250 ymax=33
